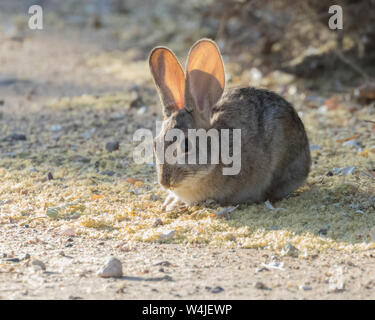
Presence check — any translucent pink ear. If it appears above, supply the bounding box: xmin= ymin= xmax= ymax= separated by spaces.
xmin=186 ymin=39 xmax=225 ymax=113
xmin=149 ymin=47 xmax=185 ymax=115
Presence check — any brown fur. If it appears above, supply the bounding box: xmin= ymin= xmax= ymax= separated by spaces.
xmin=149 ymin=39 xmax=311 ymax=209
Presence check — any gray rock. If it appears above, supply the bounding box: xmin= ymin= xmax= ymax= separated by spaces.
xmin=2 ymin=133 xmax=26 ymax=142
xmin=97 ymin=257 xmax=123 ymax=278
xmin=100 ymin=170 xmax=116 ymax=176
xmin=255 ymin=281 xmax=270 ymax=290
xmin=32 ymin=259 xmax=46 ymax=271
xmin=105 ymin=141 xmax=119 ymax=152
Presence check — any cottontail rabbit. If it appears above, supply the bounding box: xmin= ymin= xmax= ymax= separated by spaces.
xmin=149 ymin=39 xmax=311 ymax=211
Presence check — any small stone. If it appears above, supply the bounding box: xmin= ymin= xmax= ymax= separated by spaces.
xmin=281 ymin=243 xmax=299 ymax=258
xmin=332 ymin=166 xmax=356 ymax=176
xmin=328 ymin=266 xmax=345 ymax=292
xmin=137 ymin=106 xmax=147 ymax=115
xmin=21 ymin=253 xmax=30 ymax=260
xmin=299 ymin=284 xmax=312 ymax=291
xmin=342 ymin=140 xmax=360 ymax=148
xmin=152 ymin=218 xmax=163 ymax=227
xmin=160 ymin=230 xmax=174 ymax=239
xmin=97 ymin=257 xmax=123 ymax=278
xmin=2 ymin=133 xmax=27 ymax=142
xmin=105 ymin=141 xmax=119 ymax=152
xmin=213 ymin=205 xmax=238 ymax=218
xmin=326 ymin=171 xmax=334 ymax=177
xmin=81 ymin=131 xmax=91 ymax=139
xmin=211 ymin=286 xmax=224 ymax=294
xmin=100 ymin=170 xmax=116 ymax=176
xmin=309 ymin=145 xmax=322 ymax=152
xmin=149 ymin=194 xmax=160 ymax=201
xmin=255 ymin=281 xmax=269 ymax=290
xmin=50 ymin=124 xmax=62 ymax=132
xmin=62 ymin=228 xmax=76 ymax=237
xmin=47 ymin=172 xmax=54 ymax=180
xmin=5 ymin=257 xmax=20 ymax=263
xmin=32 ymin=259 xmax=46 ymax=271
xmin=109 ymin=113 xmax=125 ymax=121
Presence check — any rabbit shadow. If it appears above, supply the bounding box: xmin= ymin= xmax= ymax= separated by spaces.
xmin=222 ymin=183 xmax=375 ymax=246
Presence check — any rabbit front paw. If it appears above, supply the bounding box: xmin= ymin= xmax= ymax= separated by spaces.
xmin=162 ymin=193 xmax=183 ymax=212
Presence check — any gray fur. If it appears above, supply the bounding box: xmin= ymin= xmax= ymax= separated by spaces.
xmin=149 ymin=40 xmax=311 ymax=208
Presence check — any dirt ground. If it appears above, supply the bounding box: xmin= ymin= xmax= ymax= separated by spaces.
xmin=0 ymin=1 xmax=374 ymax=300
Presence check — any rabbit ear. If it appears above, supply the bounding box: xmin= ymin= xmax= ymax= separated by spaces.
xmin=149 ymin=47 xmax=185 ymax=116
xmin=186 ymin=39 xmax=225 ymax=120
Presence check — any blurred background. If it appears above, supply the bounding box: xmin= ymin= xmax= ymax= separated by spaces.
xmin=1 ymin=0 xmax=374 ymax=95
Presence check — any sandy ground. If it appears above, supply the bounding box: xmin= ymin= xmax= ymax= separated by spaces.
xmin=1 ymin=222 xmax=375 ymax=300
xmin=0 ymin=1 xmax=374 ymax=300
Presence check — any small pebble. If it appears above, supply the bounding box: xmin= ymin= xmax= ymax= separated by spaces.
xmin=32 ymin=259 xmax=46 ymax=271
xmin=21 ymin=253 xmax=30 ymax=260
xmin=105 ymin=141 xmax=119 ymax=152
xmin=47 ymin=172 xmax=54 ymax=180
xmin=137 ymin=106 xmax=147 ymax=115
xmin=50 ymin=124 xmax=62 ymax=132
xmin=281 ymin=243 xmax=299 ymax=258
xmin=100 ymin=170 xmax=116 ymax=176
xmin=62 ymin=228 xmax=76 ymax=237
xmin=309 ymin=145 xmax=322 ymax=151
xmin=2 ymin=133 xmax=27 ymax=142
xmin=332 ymin=166 xmax=356 ymax=176
xmin=160 ymin=230 xmax=174 ymax=239
xmin=326 ymin=171 xmax=334 ymax=177
xmin=211 ymin=286 xmax=224 ymax=294
xmin=254 ymin=281 xmax=269 ymax=290
xmin=299 ymin=284 xmax=312 ymax=291
xmin=152 ymin=218 xmax=163 ymax=227
xmin=97 ymin=257 xmax=123 ymax=278
xmin=342 ymin=140 xmax=359 ymax=149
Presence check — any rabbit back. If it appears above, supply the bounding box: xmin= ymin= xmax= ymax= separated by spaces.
xmin=210 ymin=86 xmax=311 ymax=203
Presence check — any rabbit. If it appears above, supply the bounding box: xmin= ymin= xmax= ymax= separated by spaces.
xmin=149 ymin=39 xmax=311 ymax=211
